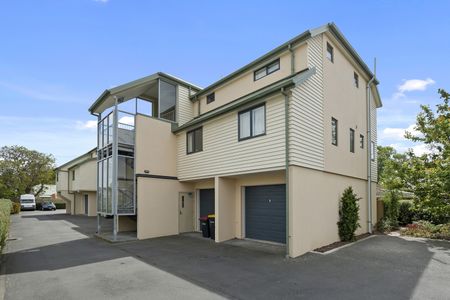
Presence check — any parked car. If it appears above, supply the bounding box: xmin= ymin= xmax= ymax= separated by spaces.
xmin=41 ymin=201 xmax=56 ymax=211
xmin=20 ymin=194 xmax=36 ymax=211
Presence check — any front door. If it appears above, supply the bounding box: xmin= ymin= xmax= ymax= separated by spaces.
xmin=84 ymin=194 xmax=89 ymax=215
xmin=179 ymin=192 xmax=194 ymax=233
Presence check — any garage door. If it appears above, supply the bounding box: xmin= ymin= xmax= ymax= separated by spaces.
xmin=245 ymin=184 xmax=286 ymax=244
xmin=199 ymin=189 xmax=215 ymax=218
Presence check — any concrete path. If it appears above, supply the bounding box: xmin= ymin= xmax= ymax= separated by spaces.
xmin=2 ymin=211 xmax=224 ymax=300
xmin=2 ymin=211 xmax=450 ymax=299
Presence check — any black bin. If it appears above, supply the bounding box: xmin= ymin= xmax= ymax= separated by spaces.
xmin=199 ymin=216 xmax=210 ymax=238
xmin=208 ymin=214 xmax=215 ymax=240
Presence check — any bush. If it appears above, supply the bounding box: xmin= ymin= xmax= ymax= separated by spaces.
xmin=10 ymin=202 xmax=20 ymax=214
xmin=337 ymin=187 xmax=361 ymax=241
xmin=55 ymin=203 xmax=66 ymax=209
xmin=0 ymin=199 xmax=12 ymax=252
xmin=401 ymin=221 xmax=450 ymax=240
xmin=398 ymin=201 xmax=415 ymax=225
xmin=376 ymin=218 xmax=396 ymax=233
xmin=383 ymin=190 xmax=400 ymax=228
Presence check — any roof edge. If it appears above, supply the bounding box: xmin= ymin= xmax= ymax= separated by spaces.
xmin=55 ymin=147 xmax=96 ymax=171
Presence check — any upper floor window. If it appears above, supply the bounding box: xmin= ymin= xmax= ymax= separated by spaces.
xmin=326 ymin=42 xmax=334 ymax=63
xmin=360 ymin=134 xmax=364 ymax=149
xmin=206 ymin=92 xmax=215 ymax=104
xmin=331 ymin=117 xmax=338 ymax=146
xmin=254 ymin=59 xmax=280 ymax=81
xmin=350 ymin=128 xmax=355 ymax=153
xmin=354 ymin=72 xmax=359 ymax=88
xmin=371 ymin=141 xmax=376 ymax=161
xmin=187 ymin=127 xmax=203 ymax=154
xmin=72 ymin=170 xmax=75 ymax=181
xmin=239 ymin=104 xmax=266 ymax=140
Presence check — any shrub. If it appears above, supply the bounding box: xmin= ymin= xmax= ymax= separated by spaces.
xmin=401 ymin=221 xmax=450 ymax=240
xmin=0 ymin=199 xmax=12 ymax=251
xmin=55 ymin=203 xmax=66 ymax=209
xmin=10 ymin=202 xmax=20 ymax=214
xmin=376 ymin=218 xmax=395 ymax=233
xmin=337 ymin=187 xmax=361 ymax=241
xmin=398 ymin=201 xmax=415 ymax=225
xmin=383 ymin=190 xmax=400 ymax=228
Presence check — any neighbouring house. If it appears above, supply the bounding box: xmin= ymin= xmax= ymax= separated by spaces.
xmin=88 ymin=22 xmax=382 ymax=257
xmin=32 ymin=184 xmax=65 ymax=205
xmin=55 ymin=148 xmax=97 ymax=216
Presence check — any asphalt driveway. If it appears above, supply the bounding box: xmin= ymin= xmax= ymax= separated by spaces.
xmin=2 ymin=211 xmax=450 ymax=300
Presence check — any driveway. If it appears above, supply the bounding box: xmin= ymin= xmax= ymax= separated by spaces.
xmin=2 ymin=211 xmax=450 ymax=300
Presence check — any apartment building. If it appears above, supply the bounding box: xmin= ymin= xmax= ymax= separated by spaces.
xmin=88 ymin=23 xmax=381 ymax=257
xmin=55 ymin=148 xmax=97 ymax=216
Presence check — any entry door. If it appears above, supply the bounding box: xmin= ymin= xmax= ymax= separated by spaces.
xmin=84 ymin=194 xmax=89 ymax=215
xmin=179 ymin=192 xmax=194 ymax=233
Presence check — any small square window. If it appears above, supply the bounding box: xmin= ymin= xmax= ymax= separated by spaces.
xmin=331 ymin=117 xmax=338 ymax=146
xmin=206 ymin=93 xmax=215 ymax=104
xmin=72 ymin=170 xmax=75 ymax=181
xmin=360 ymin=134 xmax=364 ymax=149
xmin=327 ymin=42 xmax=334 ymax=63
xmin=354 ymin=72 xmax=359 ymax=88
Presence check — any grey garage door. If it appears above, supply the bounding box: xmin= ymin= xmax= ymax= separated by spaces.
xmin=245 ymin=184 xmax=286 ymax=244
xmin=199 ymin=189 xmax=215 ymax=218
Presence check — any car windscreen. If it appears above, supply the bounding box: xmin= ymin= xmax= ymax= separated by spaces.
xmin=20 ymin=199 xmax=34 ymax=203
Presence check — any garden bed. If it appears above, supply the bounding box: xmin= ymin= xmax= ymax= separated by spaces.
xmin=313 ymin=233 xmax=372 ymax=253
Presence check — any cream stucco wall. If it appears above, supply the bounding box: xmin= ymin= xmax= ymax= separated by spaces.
xmin=135 ymin=114 xmax=177 ymax=177
xmin=70 ymin=160 xmax=97 ymax=192
xmin=322 ymin=34 xmax=377 ymax=181
xmin=73 ymin=191 xmax=97 ymax=216
xmin=118 ymin=216 xmax=137 ymax=232
xmin=288 ymin=166 xmax=376 ymax=257
xmin=137 ymin=177 xmax=194 ymax=240
xmin=196 ymin=44 xmax=308 ymax=115
xmin=215 ymin=177 xmax=236 ymax=242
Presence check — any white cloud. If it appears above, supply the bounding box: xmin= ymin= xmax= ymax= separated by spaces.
xmin=389 ymin=143 xmax=430 ymax=156
xmin=75 ymin=120 xmax=97 ymax=130
xmin=398 ymin=78 xmax=435 ymax=93
xmin=118 ymin=116 xmax=134 ymax=125
xmin=380 ymin=124 xmax=419 ymax=141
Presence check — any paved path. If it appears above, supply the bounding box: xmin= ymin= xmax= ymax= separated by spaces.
xmin=2 ymin=211 xmax=224 ymax=300
xmin=2 ymin=211 xmax=450 ymax=299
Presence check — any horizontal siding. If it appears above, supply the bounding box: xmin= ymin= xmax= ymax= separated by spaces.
xmin=177 ymin=95 xmax=285 ymax=180
xmin=289 ymin=34 xmax=324 ymax=170
xmin=371 ymin=99 xmax=377 ymax=180
xmin=178 ymin=85 xmax=194 ymax=126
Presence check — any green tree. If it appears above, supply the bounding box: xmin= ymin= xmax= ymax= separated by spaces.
xmin=337 ymin=187 xmax=361 ymax=241
xmin=0 ymin=146 xmax=55 ymax=200
xmin=405 ymin=89 xmax=450 ymax=223
xmin=377 ymin=146 xmax=409 ymax=191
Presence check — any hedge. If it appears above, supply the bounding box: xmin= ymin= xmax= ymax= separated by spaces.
xmin=0 ymin=199 xmax=12 ymax=252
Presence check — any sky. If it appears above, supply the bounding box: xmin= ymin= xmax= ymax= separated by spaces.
xmin=0 ymin=0 xmax=449 ymax=165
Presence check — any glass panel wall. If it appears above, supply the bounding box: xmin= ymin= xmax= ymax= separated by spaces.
xmin=159 ymin=80 xmax=176 ymax=122
xmin=117 ymin=156 xmax=134 ymax=214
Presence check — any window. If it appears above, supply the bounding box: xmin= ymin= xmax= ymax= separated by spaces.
xmin=331 ymin=118 xmax=338 ymax=146
xmin=254 ymin=59 xmax=280 ymax=81
xmin=206 ymin=92 xmax=215 ymax=104
xmin=354 ymin=72 xmax=359 ymax=88
xmin=56 ymin=172 xmax=59 ymax=182
xmin=350 ymin=129 xmax=355 ymax=153
xmin=187 ymin=127 xmax=203 ymax=154
xmin=371 ymin=141 xmax=376 ymax=161
xmin=238 ymin=104 xmax=266 ymax=140
xmin=72 ymin=170 xmax=75 ymax=181
xmin=327 ymin=42 xmax=334 ymax=62
xmin=360 ymin=134 xmax=364 ymax=149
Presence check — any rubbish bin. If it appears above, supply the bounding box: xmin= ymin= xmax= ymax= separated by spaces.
xmin=199 ymin=216 xmax=210 ymax=238
xmin=208 ymin=214 xmax=215 ymax=240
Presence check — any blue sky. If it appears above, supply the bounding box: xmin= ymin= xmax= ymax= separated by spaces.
xmin=0 ymin=0 xmax=449 ymax=165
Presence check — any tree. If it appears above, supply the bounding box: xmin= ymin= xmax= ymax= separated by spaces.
xmin=377 ymin=146 xmax=409 ymax=191
xmin=337 ymin=187 xmax=361 ymax=241
xmin=405 ymin=89 xmax=450 ymax=223
xmin=0 ymin=146 xmax=55 ymax=200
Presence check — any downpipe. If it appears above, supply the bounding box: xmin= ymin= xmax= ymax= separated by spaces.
xmin=366 ymin=59 xmax=376 ymax=234
xmin=282 ymin=88 xmax=290 ymax=258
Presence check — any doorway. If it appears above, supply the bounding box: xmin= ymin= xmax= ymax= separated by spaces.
xmin=84 ymin=194 xmax=89 ymax=215
xmin=179 ymin=192 xmax=194 ymax=233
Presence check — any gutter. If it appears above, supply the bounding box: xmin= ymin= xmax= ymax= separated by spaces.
xmin=366 ymin=59 xmax=376 ymax=234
